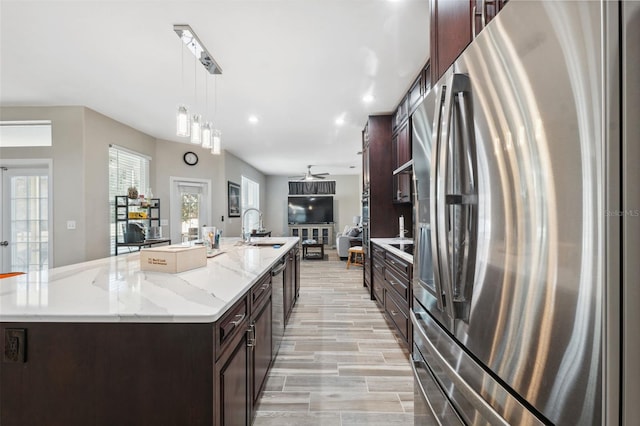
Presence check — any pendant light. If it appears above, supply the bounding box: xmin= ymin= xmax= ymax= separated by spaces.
xmin=201 ymin=72 xmax=213 ymax=149
xmin=189 ymin=53 xmax=201 ymax=144
xmin=190 ymin=114 xmax=202 ymax=144
xmin=202 ymin=122 xmax=212 ymax=149
xmin=176 ymin=41 xmax=190 ymax=137
xmin=211 ymin=75 xmax=222 ymax=155
xmin=176 ymin=105 xmax=190 ymax=137
xmin=211 ymin=129 xmax=221 ymax=155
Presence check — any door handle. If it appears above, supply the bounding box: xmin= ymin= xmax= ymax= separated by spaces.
xmin=0 ymin=241 xmax=8 ymax=247
xmin=430 ymin=83 xmax=447 ymax=312
xmin=439 ymin=73 xmax=478 ymax=323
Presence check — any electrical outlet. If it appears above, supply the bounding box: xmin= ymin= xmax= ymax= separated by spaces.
xmin=3 ymin=329 xmax=26 ymax=363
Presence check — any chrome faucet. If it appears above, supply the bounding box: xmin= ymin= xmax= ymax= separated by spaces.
xmin=241 ymin=208 xmax=264 ymax=243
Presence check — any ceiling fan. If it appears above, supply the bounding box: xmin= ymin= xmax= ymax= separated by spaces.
xmin=288 ymin=165 xmax=330 ymax=181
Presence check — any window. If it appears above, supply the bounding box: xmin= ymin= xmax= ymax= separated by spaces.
xmin=108 ymin=145 xmax=150 ymax=254
xmin=241 ymin=176 xmax=260 ymax=232
xmin=0 ymin=121 xmax=52 ymax=147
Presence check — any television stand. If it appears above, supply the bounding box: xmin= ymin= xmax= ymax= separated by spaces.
xmin=288 ymin=224 xmax=334 ymax=248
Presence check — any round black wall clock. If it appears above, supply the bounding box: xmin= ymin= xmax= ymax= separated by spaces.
xmin=183 ymin=151 xmax=198 ymax=166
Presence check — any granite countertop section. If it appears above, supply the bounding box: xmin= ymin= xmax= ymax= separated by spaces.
xmin=370 ymin=238 xmax=414 ymax=264
xmin=0 ymin=237 xmax=299 ymax=324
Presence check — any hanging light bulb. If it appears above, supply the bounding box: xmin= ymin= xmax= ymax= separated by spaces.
xmin=201 ymin=122 xmax=213 ymax=149
xmin=176 ymin=105 xmax=191 ymax=137
xmin=190 ymin=114 xmax=201 ymax=144
xmin=211 ymin=129 xmax=221 ymax=155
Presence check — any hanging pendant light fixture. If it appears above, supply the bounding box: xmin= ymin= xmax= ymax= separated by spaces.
xmin=201 ymin=122 xmax=213 ymax=149
xmin=190 ymin=114 xmax=202 ymax=144
xmin=211 ymin=75 xmax=222 ymax=155
xmin=176 ymin=39 xmax=190 ymax=137
xmin=173 ymin=24 xmax=223 ymax=149
xmin=211 ymin=129 xmax=221 ymax=155
xmin=189 ymin=50 xmax=202 ymax=145
xmin=176 ymin=105 xmax=190 ymax=137
xmin=200 ymin=72 xmax=213 ymax=149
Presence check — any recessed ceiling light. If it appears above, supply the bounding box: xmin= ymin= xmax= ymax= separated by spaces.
xmin=362 ymin=94 xmax=374 ymax=103
xmin=335 ymin=117 xmax=345 ymax=126
xmin=248 ymin=115 xmax=259 ymax=124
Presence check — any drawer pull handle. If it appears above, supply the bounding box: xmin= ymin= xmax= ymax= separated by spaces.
xmin=391 ymin=310 xmax=399 ymax=316
xmin=247 ymin=324 xmax=256 ymax=348
xmin=230 ymin=313 xmax=246 ymax=327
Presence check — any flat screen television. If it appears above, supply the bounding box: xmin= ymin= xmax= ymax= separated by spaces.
xmin=288 ymin=196 xmax=334 ymax=224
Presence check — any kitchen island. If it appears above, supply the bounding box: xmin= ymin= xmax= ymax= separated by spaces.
xmin=0 ymin=237 xmax=299 ymax=426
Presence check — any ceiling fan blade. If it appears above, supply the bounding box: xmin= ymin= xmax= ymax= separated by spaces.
xmin=313 ymin=172 xmax=330 ymax=176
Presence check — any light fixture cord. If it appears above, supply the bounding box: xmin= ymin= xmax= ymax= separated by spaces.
xmin=193 ymin=42 xmax=197 ymax=109
xmin=180 ymin=38 xmax=184 ymax=97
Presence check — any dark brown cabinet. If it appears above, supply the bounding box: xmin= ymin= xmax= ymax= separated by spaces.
xmin=472 ymin=0 xmax=509 ymax=38
xmin=0 ymin=249 xmax=301 ymax=426
xmin=370 ymin=243 xmax=413 ymax=349
xmin=362 ymin=116 xmax=412 ymax=298
xmin=250 ymin=274 xmax=272 ymax=408
xmin=431 ymin=0 xmax=509 ymax=83
xmin=215 ymin=317 xmax=250 ymax=426
xmin=430 ymin=0 xmax=472 ymax=83
xmin=284 ymin=249 xmax=296 ymax=321
xmin=393 ymin=122 xmax=412 ymax=204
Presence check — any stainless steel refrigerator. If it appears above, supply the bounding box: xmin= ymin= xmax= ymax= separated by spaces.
xmin=411 ymin=1 xmax=639 ymax=424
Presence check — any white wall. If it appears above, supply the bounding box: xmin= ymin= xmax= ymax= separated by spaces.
xmin=152 ymin=138 xmax=225 ymax=241
xmin=264 ymin=175 xmax=361 ymax=242
xmin=223 ymin=151 xmax=266 ymax=238
xmin=1 ymin=106 xmax=359 ymax=265
xmin=84 ymin=108 xmax=156 ymax=260
xmin=1 ymin=106 xmax=270 ymax=266
xmin=0 ymin=106 xmax=156 ymax=266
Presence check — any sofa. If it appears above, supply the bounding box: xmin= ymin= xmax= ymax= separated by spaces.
xmin=336 ymin=226 xmax=363 ymax=260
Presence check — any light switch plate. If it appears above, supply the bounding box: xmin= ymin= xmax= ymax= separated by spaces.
xmin=3 ymin=328 xmax=26 ymax=363
xmin=67 ymin=220 xmax=76 ymax=230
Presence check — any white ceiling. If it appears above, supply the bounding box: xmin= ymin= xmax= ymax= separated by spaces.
xmin=0 ymin=0 xmax=430 ymax=177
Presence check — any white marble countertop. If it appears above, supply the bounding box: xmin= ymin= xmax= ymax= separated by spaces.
xmin=0 ymin=237 xmax=299 ymax=323
xmin=370 ymin=238 xmax=414 ymax=264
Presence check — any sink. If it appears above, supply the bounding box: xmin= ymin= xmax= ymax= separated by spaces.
xmin=245 ymin=237 xmax=288 ymax=246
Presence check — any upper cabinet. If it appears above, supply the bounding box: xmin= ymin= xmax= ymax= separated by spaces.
xmin=430 ymin=0 xmax=509 ymax=83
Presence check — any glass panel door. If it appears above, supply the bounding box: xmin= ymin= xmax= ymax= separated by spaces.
xmin=1 ymin=167 xmax=50 ymax=272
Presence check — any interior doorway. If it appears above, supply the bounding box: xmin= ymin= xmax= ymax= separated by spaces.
xmin=170 ymin=177 xmax=211 ymax=243
xmin=1 ymin=161 xmax=52 ymax=273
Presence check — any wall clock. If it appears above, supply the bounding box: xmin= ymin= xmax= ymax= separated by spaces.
xmin=183 ymin=151 xmax=198 ymax=166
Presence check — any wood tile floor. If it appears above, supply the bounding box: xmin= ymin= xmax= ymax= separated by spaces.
xmin=254 ymin=250 xmax=414 ymax=426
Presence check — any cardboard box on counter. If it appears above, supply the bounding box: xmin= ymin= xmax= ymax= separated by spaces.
xmin=140 ymin=245 xmax=207 ymax=273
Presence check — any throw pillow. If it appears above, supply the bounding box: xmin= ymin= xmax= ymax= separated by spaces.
xmin=348 ymin=227 xmax=361 ymax=237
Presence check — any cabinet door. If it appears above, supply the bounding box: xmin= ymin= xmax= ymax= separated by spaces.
xmin=362 ymin=144 xmax=370 ymax=194
xmin=284 ymin=251 xmax=295 ymax=321
xmin=473 ymin=0 xmax=508 ymax=37
xmin=252 ymin=298 xmax=272 ymax=404
xmin=294 ymin=249 xmax=300 ymax=299
xmin=431 ymin=0 xmax=472 ymax=83
xmin=215 ymin=322 xmax=250 ymax=426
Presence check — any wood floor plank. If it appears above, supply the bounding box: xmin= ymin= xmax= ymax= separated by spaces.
xmin=254 ymin=251 xmax=413 ymax=425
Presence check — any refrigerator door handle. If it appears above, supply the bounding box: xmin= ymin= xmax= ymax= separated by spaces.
xmin=430 ymin=83 xmax=447 ymax=312
xmin=439 ymin=73 xmax=479 ymax=322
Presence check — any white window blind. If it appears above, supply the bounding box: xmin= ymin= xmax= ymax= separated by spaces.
xmin=109 ymin=145 xmax=150 ymax=254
